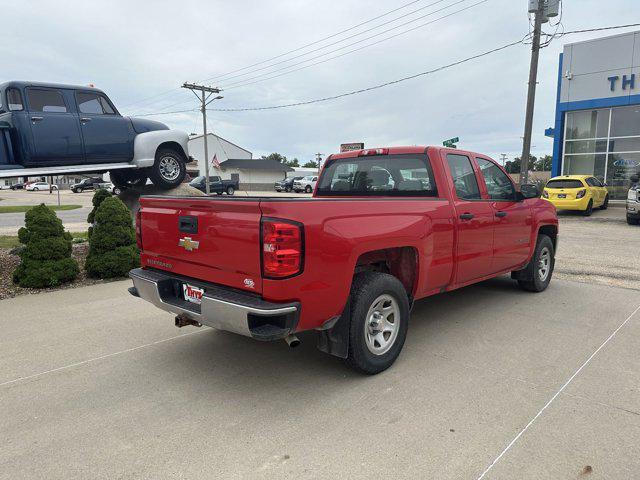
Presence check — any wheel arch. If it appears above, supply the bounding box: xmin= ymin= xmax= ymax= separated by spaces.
xmin=132 ymin=129 xmax=190 ymax=168
xmin=538 ymin=224 xmax=558 ymax=251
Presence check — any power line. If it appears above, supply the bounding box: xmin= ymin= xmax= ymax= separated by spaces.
xmin=200 ymin=0 xmax=427 ymax=83
xmin=210 ymin=39 xmax=526 ymax=112
xmin=210 ymin=0 xmax=454 ymax=85
xmin=121 ymin=0 xmax=428 ymax=109
xmin=222 ymin=0 xmax=486 ymax=90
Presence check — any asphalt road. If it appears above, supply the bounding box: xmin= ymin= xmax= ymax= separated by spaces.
xmin=1 ymin=277 xmax=638 ymax=479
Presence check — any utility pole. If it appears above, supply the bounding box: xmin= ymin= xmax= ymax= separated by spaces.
xmin=182 ymin=83 xmax=223 ymax=195
xmin=500 ymin=153 xmax=508 ymax=167
xmin=521 ymin=0 xmax=559 ymax=184
xmin=315 ymin=152 xmax=323 ymax=171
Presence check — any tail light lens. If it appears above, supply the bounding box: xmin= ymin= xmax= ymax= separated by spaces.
xmin=542 ymin=190 xmax=549 ymax=198
xmin=135 ymin=209 xmax=143 ymax=249
xmin=576 ymin=189 xmax=587 ymax=199
xmin=262 ymin=219 xmax=303 ymax=278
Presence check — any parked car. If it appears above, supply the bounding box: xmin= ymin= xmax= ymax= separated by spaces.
xmin=275 ymin=176 xmax=303 ymax=193
xmin=10 ymin=182 xmax=26 ymax=190
xmin=189 ymin=175 xmax=239 ymax=195
xmin=70 ymin=177 xmax=104 ymax=193
xmin=0 ymin=81 xmax=192 ymax=190
xmin=129 ymin=146 xmax=557 ymax=374
xmin=293 ymin=175 xmax=318 ymax=193
xmin=627 ymin=174 xmax=640 ymax=225
xmin=542 ymin=175 xmax=609 ymax=216
xmin=26 ymin=181 xmax=57 ymax=191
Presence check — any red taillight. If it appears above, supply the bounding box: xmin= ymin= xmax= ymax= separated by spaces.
xmin=136 ymin=209 xmax=143 ymax=249
xmin=359 ymin=148 xmax=389 ymax=156
xmin=576 ymin=189 xmax=586 ymax=199
xmin=261 ymin=219 xmax=303 ymax=278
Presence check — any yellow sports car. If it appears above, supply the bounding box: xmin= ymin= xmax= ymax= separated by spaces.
xmin=542 ymin=175 xmax=609 ymax=216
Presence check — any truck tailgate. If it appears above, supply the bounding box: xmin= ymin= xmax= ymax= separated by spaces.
xmin=138 ymin=197 xmax=263 ymax=293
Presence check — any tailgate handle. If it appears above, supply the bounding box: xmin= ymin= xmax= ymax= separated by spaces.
xmin=179 ymin=216 xmax=198 ymax=234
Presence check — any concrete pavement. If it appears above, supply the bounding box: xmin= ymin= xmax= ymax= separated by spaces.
xmin=1 ymin=277 xmax=638 ymax=479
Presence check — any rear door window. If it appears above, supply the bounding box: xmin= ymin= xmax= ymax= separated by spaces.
xmin=26 ymin=88 xmax=68 ymax=113
xmin=476 ymin=158 xmax=516 ymax=200
xmin=546 ymin=179 xmax=585 ymax=189
xmin=316 ymin=154 xmax=438 ymax=196
xmin=6 ymin=88 xmax=24 ymax=111
xmin=446 ymin=154 xmax=481 ymax=200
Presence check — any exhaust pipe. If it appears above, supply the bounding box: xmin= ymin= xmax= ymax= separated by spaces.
xmin=175 ymin=314 xmax=202 ymax=328
xmin=284 ymin=334 xmax=300 ymax=348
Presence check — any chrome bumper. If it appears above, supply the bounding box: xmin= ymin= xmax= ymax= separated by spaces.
xmin=129 ymin=268 xmax=299 ymax=341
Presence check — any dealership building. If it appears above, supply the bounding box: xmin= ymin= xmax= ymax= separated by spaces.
xmin=551 ymin=30 xmax=640 ymax=199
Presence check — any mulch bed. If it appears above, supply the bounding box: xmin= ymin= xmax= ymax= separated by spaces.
xmin=0 ymin=244 xmax=121 ymax=300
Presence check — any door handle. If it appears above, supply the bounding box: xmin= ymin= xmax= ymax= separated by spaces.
xmin=495 ymin=211 xmax=508 ymax=218
xmin=31 ymin=116 xmax=43 ymax=122
xmin=80 ymin=117 xmax=92 ymax=123
xmin=459 ymin=213 xmax=475 ymax=220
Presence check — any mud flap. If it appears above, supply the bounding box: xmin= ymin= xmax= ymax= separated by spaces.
xmin=316 ymin=298 xmax=351 ymax=359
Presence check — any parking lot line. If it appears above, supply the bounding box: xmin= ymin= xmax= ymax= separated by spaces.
xmin=475 ymin=303 xmax=640 ymax=480
xmin=0 ymin=328 xmax=209 ymax=388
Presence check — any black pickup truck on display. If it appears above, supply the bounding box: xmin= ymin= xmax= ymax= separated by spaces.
xmin=189 ymin=175 xmax=238 ymax=195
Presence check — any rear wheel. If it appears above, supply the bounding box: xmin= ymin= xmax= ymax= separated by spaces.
xmin=583 ymin=199 xmax=593 ymax=216
xmin=148 ymin=148 xmax=186 ymax=190
xmin=345 ymin=272 xmax=410 ymax=374
xmin=516 ymin=235 xmax=555 ymax=292
xmin=226 ymin=185 xmax=235 ymax=195
xmin=305 ymin=185 xmax=312 ymax=193
xmin=600 ymin=194 xmax=609 ymax=210
xmin=627 ymin=215 xmax=639 ymax=225
xmin=112 ymin=186 xmax=122 ymax=196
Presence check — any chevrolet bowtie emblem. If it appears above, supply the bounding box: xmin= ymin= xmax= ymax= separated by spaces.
xmin=178 ymin=237 xmax=200 ymax=252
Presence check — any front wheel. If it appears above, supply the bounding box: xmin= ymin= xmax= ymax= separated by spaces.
xmin=516 ymin=235 xmax=555 ymax=292
xmin=305 ymin=185 xmax=312 ymax=193
xmin=148 ymin=148 xmax=186 ymax=190
xmin=345 ymin=272 xmax=410 ymax=374
xmin=628 ymin=215 xmax=640 ymax=225
xmin=226 ymin=185 xmax=235 ymax=195
xmin=285 ymin=186 xmax=292 ymax=193
xmin=33 ymin=187 xmax=38 ymax=191
xmin=112 ymin=186 xmax=122 ymax=196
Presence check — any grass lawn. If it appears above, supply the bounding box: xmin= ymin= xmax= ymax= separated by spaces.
xmin=0 ymin=231 xmax=88 ymax=249
xmin=0 ymin=204 xmax=82 ymax=214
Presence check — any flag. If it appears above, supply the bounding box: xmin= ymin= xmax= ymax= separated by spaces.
xmin=212 ymin=154 xmax=221 ymax=170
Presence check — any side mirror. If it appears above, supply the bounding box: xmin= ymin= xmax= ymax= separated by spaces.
xmin=519 ymin=183 xmax=540 ymax=200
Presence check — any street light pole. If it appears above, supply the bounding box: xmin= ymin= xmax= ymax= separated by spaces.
xmin=182 ymin=83 xmax=223 ymax=195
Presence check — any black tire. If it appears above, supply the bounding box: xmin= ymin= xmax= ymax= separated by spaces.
xmin=33 ymin=187 xmax=38 ymax=191
xmin=147 ymin=147 xmax=187 ymax=190
xmin=583 ymin=199 xmax=593 ymax=216
xmin=112 ymin=187 xmax=122 ymax=196
xmin=627 ymin=215 xmax=639 ymax=225
xmin=226 ymin=185 xmax=235 ymax=195
xmin=516 ymin=235 xmax=555 ymax=292
xmin=600 ymin=195 xmax=609 ymax=210
xmin=305 ymin=185 xmax=312 ymax=193
xmin=285 ymin=186 xmax=292 ymax=193
xmin=77 ymin=188 xmax=83 ymax=193
xmin=110 ymin=170 xmax=147 ymax=189
xmin=345 ymin=272 xmax=410 ymax=375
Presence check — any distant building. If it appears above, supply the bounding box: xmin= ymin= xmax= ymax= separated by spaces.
xmin=219 ymin=158 xmax=293 ymax=191
xmin=187 ymin=133 xmax=252 ymax=177
xmin=287 ymin=167 xmax=318 ymax=178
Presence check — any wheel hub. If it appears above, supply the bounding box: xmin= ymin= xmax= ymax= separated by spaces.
xmin=159 ymin=156 xmax=181 ymax=181
xmin=364 ymin=294 xmax=400 ymax=355
xmin=538 ymin=247 xmax=551 ymax=281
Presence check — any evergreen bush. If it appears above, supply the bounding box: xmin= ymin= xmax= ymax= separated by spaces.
xmin=12 ymin=204 xmax=79 ymax=288
xmin=87 ymin=188 xmax=112 ymax=238
xmin=85 ymin=196 xmax=139 ymax=278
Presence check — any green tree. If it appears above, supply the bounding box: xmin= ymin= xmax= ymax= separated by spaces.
xmin=85 ymin=196 xmax=140 ymax=279
xmin=13 ymin=204 xmax=79 ymax=288
xmin=261 ymin=153 xmax=287 ymax=163
xmin=504 ymin=160 xmax=521 ymax=174
xmin=288 ymin=157 xmax=300 ymax=167
xmin=533 ymin=155 xmax=552 ymax=172
xmin=303 ymin=161 xmax=317 ymax=168
xmin=87 ymin=188 xmax=113 ymax=238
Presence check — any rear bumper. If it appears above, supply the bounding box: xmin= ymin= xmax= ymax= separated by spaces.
xmin=129 ymin=268 xmax=300 ymax=341
xmin=544 ymin=196 xmax=590 ymax=211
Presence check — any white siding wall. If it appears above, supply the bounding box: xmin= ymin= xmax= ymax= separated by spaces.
xmin=221 ymin=168 xmax=288 ymax=191
xmin=188 ymin=135 xmax=252 ymax=175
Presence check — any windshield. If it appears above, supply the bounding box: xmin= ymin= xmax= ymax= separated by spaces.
xmin=317 ymin=154 xmax=438 ymax=197
xmin=189 ymin=176 xmax=205 ymax=185
xmin=546 ymin=179 xmax=585 ymax=189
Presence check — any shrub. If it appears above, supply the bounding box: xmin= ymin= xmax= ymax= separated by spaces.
xmin=85 ymin=196 xmax=139 ymax=278
xmin=12 ymin=204 xmax=79 ymax=288
xmin=87 ymin=188 xmax=112 ymax=237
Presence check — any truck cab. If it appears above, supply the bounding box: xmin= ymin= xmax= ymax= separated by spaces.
xmin=0 ymin=81 xmax=191 ymax=190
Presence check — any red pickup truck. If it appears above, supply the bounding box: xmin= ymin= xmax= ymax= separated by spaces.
xmin=129 ymin=146 xmax=558 ymax=374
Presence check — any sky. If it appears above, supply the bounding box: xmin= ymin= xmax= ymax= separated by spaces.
xmin=1 ymin=0 xmax=638 ymax=165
